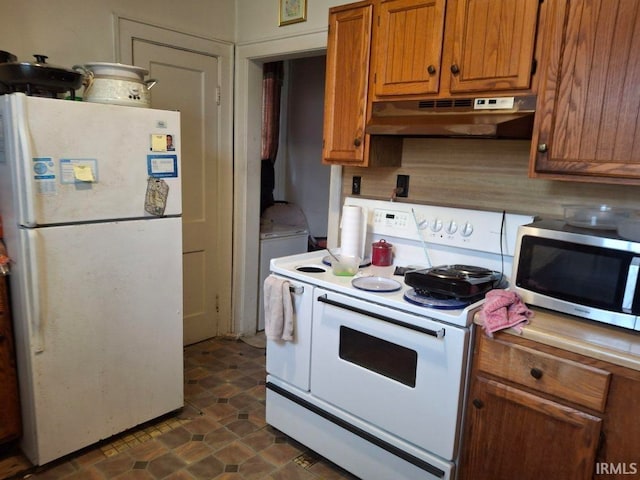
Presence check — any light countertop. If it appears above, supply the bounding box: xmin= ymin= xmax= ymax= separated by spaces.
xmin=474 ymin=308 xmax=640 ymax=371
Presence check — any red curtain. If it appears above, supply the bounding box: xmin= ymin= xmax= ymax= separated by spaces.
xmin=260 ymin=61 xmax=284 ymax=214
xmin=261 ymin=61 xmax=284 ymax=162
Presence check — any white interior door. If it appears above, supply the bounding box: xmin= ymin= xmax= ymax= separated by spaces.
xmin=131 ymin=39 xmax=232 ymax=345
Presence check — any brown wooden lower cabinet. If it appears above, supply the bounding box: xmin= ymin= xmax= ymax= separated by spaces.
xmin=0 ymin=276 xmax=21 ymax=445
xmin=460 ymin=376 xmax=601 ymax=479
xmin=458 ymin=331 xmax=640 ymax=480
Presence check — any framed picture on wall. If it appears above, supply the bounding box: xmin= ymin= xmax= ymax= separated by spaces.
xmin=279 ymin=0 xmax=307 ymax=26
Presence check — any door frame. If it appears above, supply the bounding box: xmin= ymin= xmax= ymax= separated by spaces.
xmin=116 ymin=16 xmax=235 ymax=334
xmin=234 ymin=32 xmax=343 ymax=336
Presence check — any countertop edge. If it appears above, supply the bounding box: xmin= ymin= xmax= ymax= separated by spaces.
xmin=474 ymin=307 xmax=640 ymax=372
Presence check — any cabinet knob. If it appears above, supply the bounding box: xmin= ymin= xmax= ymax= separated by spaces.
xmin=472 ymin=398 xmax=484 ymax=409
xmin=530 ymin=368 xmax=543 ymax=380
xmin=450 ymin=64 xmax=460 ymax=75
xmin=354 ymin=138 xmax=362 ymax=147
xmin=537 ymin=143 xmax=548 ymax=153
xmin=427 ymin=64 xmax=436 ymax=75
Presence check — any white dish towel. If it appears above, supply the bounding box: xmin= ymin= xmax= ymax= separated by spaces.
xmin=263 ymin=275 xmax=294 ymax=341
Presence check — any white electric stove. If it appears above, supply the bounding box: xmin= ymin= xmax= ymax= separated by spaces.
xmin=266 ymin=197 xmax=534 ymax=480
xmin=271 ymin=197 xmax=533 ymax=327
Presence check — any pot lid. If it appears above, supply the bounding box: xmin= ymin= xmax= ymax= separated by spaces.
xmin=372 ymin=239 xmax=392 ymax=248
xmin=75 ymin=62 xmax=149 ymax=80
xmin=0 ymin=54 xmax=84 ymax=92
xmin=11 ymin=55 xmax=78 ymax=72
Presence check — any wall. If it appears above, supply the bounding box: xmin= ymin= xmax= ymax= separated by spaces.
xmin=236 ymin=0 xmax=345 ymax=45
xmin=0 ymin=0 xmax=234 ymax=67
xmin=233 ymin=1 xmax=344 ymax=335
xmin=342 ymin=138 xmax=640 ymax=218
xmin=283 ymin=56 xmax=330 ymax=238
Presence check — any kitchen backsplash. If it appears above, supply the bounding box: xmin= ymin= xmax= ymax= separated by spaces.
xmin=342 ymin=138 xmax=640 ymax=218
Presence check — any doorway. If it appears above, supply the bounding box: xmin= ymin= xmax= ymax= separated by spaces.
xmin=117 ymin=18 xmax=234 ymax=344
xmin=274 ymin=56 xmax=330 ymax=238
xmin=234 ymin=31 xmax=343 ymax=336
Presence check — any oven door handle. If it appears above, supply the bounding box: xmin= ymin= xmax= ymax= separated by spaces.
xmin=317 ymin=294 xmax=446 ymax=339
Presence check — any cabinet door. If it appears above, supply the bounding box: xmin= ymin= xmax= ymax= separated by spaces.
xmin=322 ymin=2 xmax=373 ymax=165
xmin=460 ymin=376 xmax=601 ymax=480
xmin=374 ymin=0 xmax=446 ymax=97
xmin=446 ymin=0 xmax=540 ymax=93
xmin=0 ymin=277 xmax=21 ymax=445
xmin=532 ymin=0 xmax=640 ymax=183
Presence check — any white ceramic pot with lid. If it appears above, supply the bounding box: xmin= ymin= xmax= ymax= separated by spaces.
xmin=73 ymin=62 xmax=157 ymax=108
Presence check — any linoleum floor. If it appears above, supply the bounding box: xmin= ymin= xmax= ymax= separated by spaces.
xmin=0 ymin=337 xmax=358 ymax=480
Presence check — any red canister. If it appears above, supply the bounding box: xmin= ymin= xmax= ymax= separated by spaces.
xmin=371 ymin=239 xmax=393 ymax=266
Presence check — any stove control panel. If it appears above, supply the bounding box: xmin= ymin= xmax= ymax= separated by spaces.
xmin=373 ymin=209 xmax=411 ymax=230
xmin=349 ymin=198 xmax=534 ymax=256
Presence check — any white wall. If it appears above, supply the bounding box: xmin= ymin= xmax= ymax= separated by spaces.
xmin=0 ymin=0 xmax=234 ymax=67
xmin=2 ymin=0 xmax=344 ymax=336
xmin=233 ymin=1 xmax=345 ymax=335
xmin=236 ymin=0 xmax=345 ymax=45
xmin=284 ymin=56 xmax=330 ymax=238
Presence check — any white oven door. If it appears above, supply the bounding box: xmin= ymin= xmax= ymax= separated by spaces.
xmin=310 ymin=288 xmax=469 ymax=461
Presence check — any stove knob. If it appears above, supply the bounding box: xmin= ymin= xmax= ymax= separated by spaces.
xmin=461 ymin=221 xmax=474 ymax=237
xmin=446 ymin=220 xmax=458 ymax=235
xmin=430 ymin=218 xmax=443 ymax=232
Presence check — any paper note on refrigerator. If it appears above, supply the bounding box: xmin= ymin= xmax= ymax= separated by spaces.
xmin=73 ymin=164 xmax=95 ymax=182
xmin=60 ymin=159 xmax=98 ymax=184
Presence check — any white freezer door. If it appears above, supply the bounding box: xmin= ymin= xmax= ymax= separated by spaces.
xmin=2 ymin=93 xmax=181 ymax=226
xmin=11 ymin=217 xmax=183 ymax=465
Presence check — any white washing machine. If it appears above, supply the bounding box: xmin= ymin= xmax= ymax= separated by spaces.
xmin=258 ymin=223 xmax=309 ymax=331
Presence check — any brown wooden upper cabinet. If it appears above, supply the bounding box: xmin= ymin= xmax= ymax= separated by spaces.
xmin=323 ymin=1 xmax=402 ymax=167
xmin=322 ymin=2 xmax=373 ymax=165
xmin=531 ymin=0 xmax=640 ymax=185
xmin=373 ymin=0 xmax=542 ymax=99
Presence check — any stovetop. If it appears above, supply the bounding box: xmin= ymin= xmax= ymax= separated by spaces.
xmin=271 ymin=251 xmax=486 ymax=327
xmin=270 ymin=198 xmax=535 ymax=328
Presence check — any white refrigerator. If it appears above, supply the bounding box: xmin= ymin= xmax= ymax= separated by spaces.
xmin=0 ymin=93 xmax=184 ymax=466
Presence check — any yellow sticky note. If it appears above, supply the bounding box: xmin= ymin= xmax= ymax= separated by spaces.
xmin=73 ymin=164 xmax=95 ymax=182
xmin=151 ymin=134 xmax=167 ymax=152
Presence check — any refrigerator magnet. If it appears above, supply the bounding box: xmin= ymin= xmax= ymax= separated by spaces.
xmin=32 ymin=157 xmax=57 ymax=195
xmin=145 ymin=177 xmax=169 ymax=216
xmin=147 ymin=154 xmax=178 ymax=178
xmin=150 ymin=134 xmax=175 ymax=152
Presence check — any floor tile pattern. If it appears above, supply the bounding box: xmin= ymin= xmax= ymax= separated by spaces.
xmin=2 ymin=338 xmax=358 ymax=480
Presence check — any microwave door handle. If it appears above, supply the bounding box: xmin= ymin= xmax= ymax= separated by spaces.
xmin=622 ymin=257 xmax=640 ymax=313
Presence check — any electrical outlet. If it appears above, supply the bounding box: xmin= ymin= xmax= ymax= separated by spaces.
xmin=352 ymin=176 xmax=361 ymax=195
xmin=396 ymin=175 xmax=409 ymax=197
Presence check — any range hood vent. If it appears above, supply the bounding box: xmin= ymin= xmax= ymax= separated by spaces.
xmin=366 ymin=95 xmax=537 ymax=138
xmin=417 ymin=98 xmax=474 ymax=109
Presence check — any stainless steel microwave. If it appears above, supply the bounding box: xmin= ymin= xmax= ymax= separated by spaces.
xmin=513 ymin=219 xmax=640 ymax=331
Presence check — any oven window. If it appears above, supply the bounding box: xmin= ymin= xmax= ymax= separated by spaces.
xmin=339 ymin=326 xmax=417 ymax=387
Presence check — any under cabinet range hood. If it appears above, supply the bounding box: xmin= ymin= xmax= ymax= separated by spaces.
xmin=366 ymin=95 xmax=537 ymax=138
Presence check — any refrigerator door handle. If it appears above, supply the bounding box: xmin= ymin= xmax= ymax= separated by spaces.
xmin=26 ymin=229 xmax=45 ymax=353
xmin=13 ymin=94 xmax=37 ymax=227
